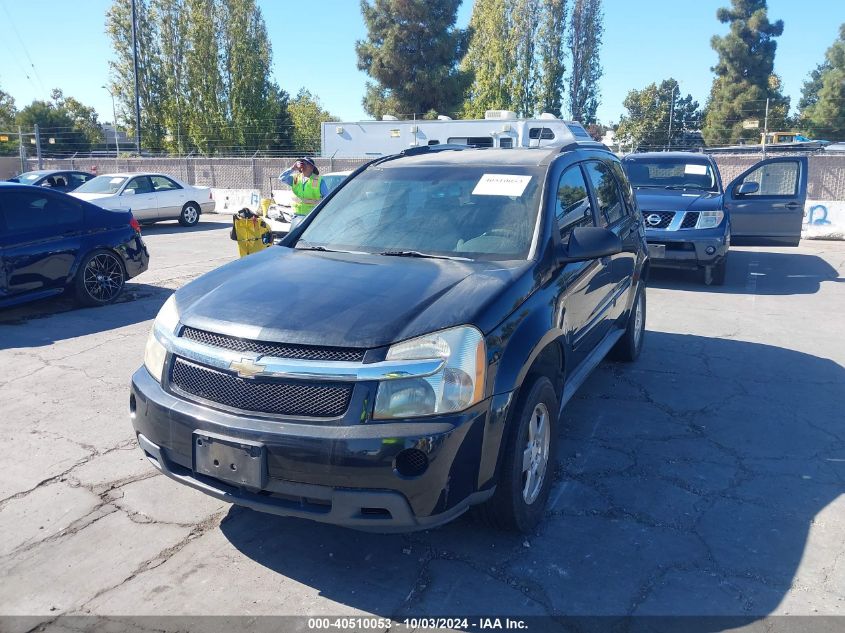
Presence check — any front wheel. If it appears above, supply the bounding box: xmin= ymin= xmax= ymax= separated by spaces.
xmin=179 ymin=202 xmax=201 ymax=227
xmin=610 ymin=284 xmax=645 ymax=362
xmin=74 ymin=249 xmax=126 ymax=306
xmin=474 ymin=376 xmax=559 ymax=532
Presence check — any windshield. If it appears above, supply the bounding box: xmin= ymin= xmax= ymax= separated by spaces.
xmin=299 ymin=165 xmax=544 ymax=260
xmin=623 ymin=159 xmax=719 ymax=192
xmin=14 ymin=172 xmax=44 ymax=184
xmin=74 ymin=175 xmax=127 ymax=195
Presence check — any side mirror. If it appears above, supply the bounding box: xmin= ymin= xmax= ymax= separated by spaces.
xmin=559 ymin=226 xmax=622 ymax=263
xmin=123 ymin=188 xmax=136 ymax=196
xmin=735 ymin=181 xmax=759 ymax=196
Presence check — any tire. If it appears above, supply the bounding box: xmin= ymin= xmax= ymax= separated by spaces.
xmin=711 ymin=257 xmax=727 ymax=286
xmin=74 ymin=249 xmax=126 ymax=306
xmin=474 ymin=376 xmax=559 ymax=533
xmin=701 ymin=256 xmax=727 ymax=286
xmin=610 ymin=283 xmax=646 ymax=362
xmin=179 ymin=202 xmax=201 ymax=227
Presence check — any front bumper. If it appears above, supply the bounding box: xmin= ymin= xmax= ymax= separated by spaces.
xmin=129 ymin=367 xmax=512 ymax=531
xmin=645 ymin=226 xmax=729 ymax=270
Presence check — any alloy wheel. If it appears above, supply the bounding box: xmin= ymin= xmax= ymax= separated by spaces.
xmin=83 ymin=253 xmax=124 ymax=302
xmin=522 ymin=402 xmax=551 ymax=504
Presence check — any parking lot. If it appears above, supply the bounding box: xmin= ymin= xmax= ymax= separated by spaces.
xmin=1 ymin=214 xmax=844 ymax=630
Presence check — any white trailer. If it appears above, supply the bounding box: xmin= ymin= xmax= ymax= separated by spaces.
xmin=320 ymin=111 xmax=594 ymax=158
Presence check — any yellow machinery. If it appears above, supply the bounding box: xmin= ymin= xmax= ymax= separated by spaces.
xmin=230 ymin=209 xmax=272 ymax=258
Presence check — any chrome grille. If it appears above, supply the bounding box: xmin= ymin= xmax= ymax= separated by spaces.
xmin=642 ymin=211 xmax=675 ymax=229
xmin=680 ymin=212 xmax=700 ymax=229
xmin=170 ymin=357 xmax=352 ymax=417
xmin=181 ymin=327 xmax=365 ymax=362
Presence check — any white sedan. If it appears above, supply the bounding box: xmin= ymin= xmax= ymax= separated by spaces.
xmin=70 ymin=173 xmax=215 ymax=226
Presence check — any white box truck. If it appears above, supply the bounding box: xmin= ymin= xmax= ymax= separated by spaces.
xmin=320 ymin=110 xmax=595 ymax=158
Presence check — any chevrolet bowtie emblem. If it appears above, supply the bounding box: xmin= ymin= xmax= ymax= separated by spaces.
xmin=229 ymin=357 xmax=267 ymax=379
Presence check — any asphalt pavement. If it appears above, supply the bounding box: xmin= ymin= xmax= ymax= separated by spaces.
xmin=1 ymin=215 xmax=844 ymax=632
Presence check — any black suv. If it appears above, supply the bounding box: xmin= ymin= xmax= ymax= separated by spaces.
xmin=623 ymin=152 xmax=808 ymax=285
xmin=131 ymin=139 xmax=649 ymax=533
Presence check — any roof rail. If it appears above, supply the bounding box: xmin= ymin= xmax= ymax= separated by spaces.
xmin=400 ymin=143 xmax=468 ymax=157
xmin=556 ymin=140 xmax=609 ymax=153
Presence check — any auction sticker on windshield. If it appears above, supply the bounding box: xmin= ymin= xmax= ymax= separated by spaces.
xmin=472 ymin=174 xmax=532 ymax=197
xmin=684 ymin=164 xmax=708 ymax=175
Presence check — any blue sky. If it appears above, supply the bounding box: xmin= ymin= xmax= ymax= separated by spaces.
xmin=0 ymin=0 xmax=840 ymax=128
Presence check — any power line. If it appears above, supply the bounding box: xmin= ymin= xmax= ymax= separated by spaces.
xmin=0 ymin=0 xmax=47 ymax=95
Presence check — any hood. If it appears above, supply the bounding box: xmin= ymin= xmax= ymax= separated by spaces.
xmin=71 ymin=192 xmax=116 ymax=202
xmin=174 ymin=247 xmax=532 ymax=349
xmin=634 ymin=188 xmax=723 ymax=213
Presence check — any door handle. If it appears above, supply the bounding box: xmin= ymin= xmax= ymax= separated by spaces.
xmin=785 ymin=202 xmax=801 ymax=210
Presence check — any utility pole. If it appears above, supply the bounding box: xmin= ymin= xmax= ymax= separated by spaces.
xmin=131 ymin=0 xmax=142 ymax=154
xmin=17 ymin=125 xmax=25 ymax=173
xmin=34 ymin=124 xmax=43 ymax=169
xmin=667 ymin=83 xmax=677 ymax=151
xmin=103 ymin=85 xmax=120 ymax=157
xmin=762 ymin=97 xmax=769 ymax=159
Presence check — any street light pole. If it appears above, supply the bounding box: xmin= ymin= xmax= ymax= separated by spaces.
xmin=102 ymin=85 xmax=120 ymax=157
xmin=130 ymin=0 xmax=142 ymax=154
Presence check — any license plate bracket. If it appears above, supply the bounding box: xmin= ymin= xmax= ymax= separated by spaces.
xmin=648 ymin=243 xmax=666 ymax=259
xmin=193 ymin=431 xmax=267 ymax=489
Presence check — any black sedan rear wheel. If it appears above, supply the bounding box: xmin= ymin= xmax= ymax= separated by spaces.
xmin=74 ymin=249 xmax=126 ymax=306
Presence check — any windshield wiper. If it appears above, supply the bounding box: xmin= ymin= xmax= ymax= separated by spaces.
xmin=295 ymin=240 xmax=334 ymax=252
xmin=664 ymin=185 xmax=707 ymax=190
xmin=379 ymin=250 xmax=471 ymax=261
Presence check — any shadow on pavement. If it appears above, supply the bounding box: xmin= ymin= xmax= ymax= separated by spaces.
xmin=648 ymin=249 xmax=842 ymax=295
xmin=220 ymin=332 xmax=845 ymax=624
xmin=0 ymin=283 xmax=169 ymax=347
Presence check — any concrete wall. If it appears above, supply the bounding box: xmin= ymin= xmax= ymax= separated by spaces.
xmin=27 ymin=153 xmax=845 ymax=202
xmin=22 ymin=157 xmax=371 ymax=197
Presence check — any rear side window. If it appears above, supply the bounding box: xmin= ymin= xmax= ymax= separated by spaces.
xmin=1 ymin=191 xmax=83 ymax=232
xmin=584 ymin=161 xmax=624 ymax=226
xmin=151 ymin=175 xmax=181 ymax=191
xmin=555 ymin=164 xmax=594 ymax=239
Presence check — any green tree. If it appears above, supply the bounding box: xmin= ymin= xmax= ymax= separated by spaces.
xmin=356 ymin=0 xmax=470 ymax=119
xmin=153 ymin=0 xmax=188 ymax=153
xmin=797 ymin=61 xmax=831 ymax=114
xmin=50 ymin=89 xmax=103 ymax=148
xmin=799 ymin=24 xmax=845 ymax=140
xmin=105 ymin=0 xmax=166 ymax=150
xmin=509 ymin=0 xmax=542 ymax=117
xmin=183 ymin=0 xmax=227 ymax=153
xmin=702 ymin=0 xmax=789 ymax=146
xmin=288 ymin=89 xmax=335 ymax=155
xmin=0 ymin=87 xmax=17 ymax=156
xmin=616 ymin=79 xmax=702 ymax=151
xmin=15 ymin=100 xmax=94 ymax=155
xmin=567 ymin=0 xmax=603 ymax=123
xmin=221 ymin=0 xmax=290 ymax=152
xmin=461 ymin=0 xmax=515 ymax=117
xmin=536 ymin=0 xmax=567 ymax=116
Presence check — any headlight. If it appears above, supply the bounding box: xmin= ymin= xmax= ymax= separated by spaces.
xmin=373 ymin=326 xmax=486 ymax=419
xmin=143 ymin=295 xmax=180 ymax=383
xmin=696 ymin=210 xmax=725 ymax=229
